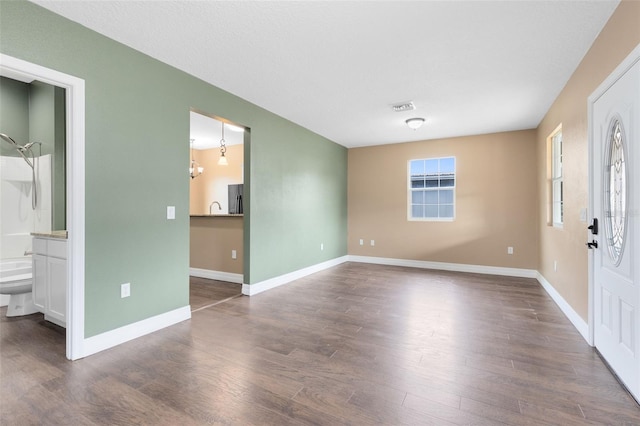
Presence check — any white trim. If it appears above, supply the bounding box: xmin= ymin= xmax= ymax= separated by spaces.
xmin=536 ymin=272 xmax=589 ymax=343
xmin=587 ymin=42 xmax=640 ymax=347
xmin=82 ymin=306 xmax=191 ymax=358
xmin=348 ymin=255 xmax=537 ymax=278
xmin=0 ymin=54 xmax=86 ymax=361
xmin=242 ymin=256 xmax=349 ymax=296
xmin=189 ymin=267 xmax=243 ymax=284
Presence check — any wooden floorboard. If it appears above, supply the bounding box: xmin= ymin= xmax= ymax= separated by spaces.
xmin=1 ymin=262 xmax=639 ymax=425
xmin=188 ymin=276 xmax=242 ymax=311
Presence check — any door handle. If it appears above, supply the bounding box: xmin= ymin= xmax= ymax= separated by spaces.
xmin=586 ymin=240 xmax=598 ymax=249
xmin=588 ymin=218 xmax=599 ymax=235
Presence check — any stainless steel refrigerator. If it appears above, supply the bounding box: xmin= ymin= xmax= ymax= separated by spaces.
xmin=228 ymin=184 xmax=243 ymax=214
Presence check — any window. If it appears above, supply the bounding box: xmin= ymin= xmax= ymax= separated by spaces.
xmin=409 ymin=157 xmax=456 ymax=221
xmin=550 ymin=128 xmax=563 ymax=227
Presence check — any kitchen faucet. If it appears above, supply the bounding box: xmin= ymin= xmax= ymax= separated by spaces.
xmin=209 ymin=201 xmax=222 ymax=214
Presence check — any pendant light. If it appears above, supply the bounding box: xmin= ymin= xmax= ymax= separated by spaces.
xmin=218 ymin=122 xmax=228 ymax=166
xmin=189 ymin=138 xmax=204 ymax=179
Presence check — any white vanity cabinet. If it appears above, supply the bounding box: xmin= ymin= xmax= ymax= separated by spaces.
xmin=32 ymin=236 xmax=67 ymax=328
xmin=32 ymin=253 xmax=47 ymax=311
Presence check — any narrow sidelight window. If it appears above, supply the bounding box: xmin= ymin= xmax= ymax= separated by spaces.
xmin=550 ymin=128 xmax=563 ymax=227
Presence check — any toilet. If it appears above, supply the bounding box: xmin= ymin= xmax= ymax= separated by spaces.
xmin=0 ymin=259 xmax=38 ymax=317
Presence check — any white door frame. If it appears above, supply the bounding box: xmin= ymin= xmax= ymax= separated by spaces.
xmin=0 ymin=54 xmax=85 ymax=360
xmin=587 ymin=42 xmax=640 ymax=347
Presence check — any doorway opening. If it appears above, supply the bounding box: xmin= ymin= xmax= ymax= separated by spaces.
xmin=0 ymin=54 xmax=85 ymax=360
xmin=188 ymin=109 xmax=247 ymax=309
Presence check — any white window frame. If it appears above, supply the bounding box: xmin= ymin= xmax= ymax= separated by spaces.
xmin=408 ymin=156 xmax=456 ymax=222
xmin=551 ymin=128 xmax=563 ymax=227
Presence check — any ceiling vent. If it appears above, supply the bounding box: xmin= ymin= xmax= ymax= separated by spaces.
xmin=391 ymin=101 xmax=416 ymax=112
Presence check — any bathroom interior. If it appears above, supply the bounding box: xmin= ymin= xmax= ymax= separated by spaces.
xmin=188 ymin=110 xmax=245 ymax=308
xmin=0 ymin=74 xmax=67 ymax=327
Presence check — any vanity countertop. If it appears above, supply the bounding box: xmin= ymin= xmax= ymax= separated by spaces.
xmin=190 ymin=214 xmax=243 ymax=218
xmin=31 ymin=230 xmax=68 ymax=239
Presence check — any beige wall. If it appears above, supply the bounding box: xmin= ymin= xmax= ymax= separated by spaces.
xmin=536 ymin=0 xmax=640 ymax=321
xmin=190 ymin=144 xmax=244 ymax=275
xmin=348 ymin=130 xmax=538 ymax=269
xmin=190 ymin=216 xmax=243 ymax=274
xmin=189 ymin=144 xmax=243 ymax=215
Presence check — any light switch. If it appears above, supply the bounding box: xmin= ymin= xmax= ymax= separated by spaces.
xmin=167 ymin=206 xmax=175 ymax=220
xmin=121 ymin=283 xmax=130 ymax=298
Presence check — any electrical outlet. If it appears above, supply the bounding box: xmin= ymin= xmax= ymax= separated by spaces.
xmin=167 ymin=206 xmax=175 ymax=220
xmin=507 ymin=246 xmax=514 ymax=255
xmin=554 ymin=260 xmax=558 ymax=272
xmin=232 ymin=250 xmax=237 ymax=259
xmin=359 ymin=239 xmax=364 ymax=246
xmin=370 ymin=240 xmax=375 ymax=246
xmin=121 ymin=282 xmax=130 ymax=298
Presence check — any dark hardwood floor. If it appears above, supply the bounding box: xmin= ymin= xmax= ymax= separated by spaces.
xmin=1 ymin=263 xmax=639 ymax=425
xmin=189 ymin=276 xmax=242 ymax=311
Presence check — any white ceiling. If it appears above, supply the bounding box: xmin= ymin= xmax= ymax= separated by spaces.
xmin=190 ymin=111 xmax=244 ymax=150
xmin=33 ymin=0 xmax=620 ymax=148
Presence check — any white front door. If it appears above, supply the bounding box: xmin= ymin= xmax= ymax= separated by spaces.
xmin=591 ymin=48 xmax=640 ymax=402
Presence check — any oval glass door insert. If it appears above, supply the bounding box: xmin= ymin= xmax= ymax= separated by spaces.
xmin=604 ymin=118 xmax=627 ymax=265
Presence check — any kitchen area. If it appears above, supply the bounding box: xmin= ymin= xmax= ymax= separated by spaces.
xmin=189 ymin=111 xmax=244 ymax=293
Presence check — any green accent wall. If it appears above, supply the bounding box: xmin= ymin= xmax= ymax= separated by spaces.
xmin=27 ymin=81 xmax=56 ymax=156
xmin=0 ymin=76 xmax=29 ymax=155
xmin=249 ymin=118 xmax=347 ymax=283
xmin=28 ymin=80 xmax=67 ymax=230
xmin=53 ymin=85 xmax=66 ymax=230
xmin=0 ymin=1 xmax=347 ymax=337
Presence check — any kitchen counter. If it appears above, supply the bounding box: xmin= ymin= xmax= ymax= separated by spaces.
xmin=31 ymin=230 xmax=68 ymax=239
xmin=190 ymin=214 xmax=243 ymax=275
xmin=190 ymin=214 xmax=243 ymax=217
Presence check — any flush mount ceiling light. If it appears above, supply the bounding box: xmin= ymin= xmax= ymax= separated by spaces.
xmin=218 ymin=122 xmax=228 ymax=166
xmin=406 ymin=117 xmax=426 ymax=130
xmin=189 ymin=138 xmax=204 ymax=179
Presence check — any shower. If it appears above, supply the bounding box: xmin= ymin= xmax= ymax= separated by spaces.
xmin=0 ymin=133 xmax=41 ymax=209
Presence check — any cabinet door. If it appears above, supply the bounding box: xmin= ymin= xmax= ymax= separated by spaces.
xmin=32 ymin=254 xmax=47 ymax=312
xmin=46 ymin=256 xmax=67 ymax=327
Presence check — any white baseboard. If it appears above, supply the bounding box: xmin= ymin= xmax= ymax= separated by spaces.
xmin=190 ymin=267 xmax=243 ymax=284
xmin=81 ymin=305 xmax=191 ymax=358
xmin=348 ymin=255 xmax=538 ymax=278
xmin=242 ymin=255 xmax=349 ymax=296
xmin=536 ymin=272 xmax=589 ymax=343
xmin=199 ymin=256 xmax=588 ymax=347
